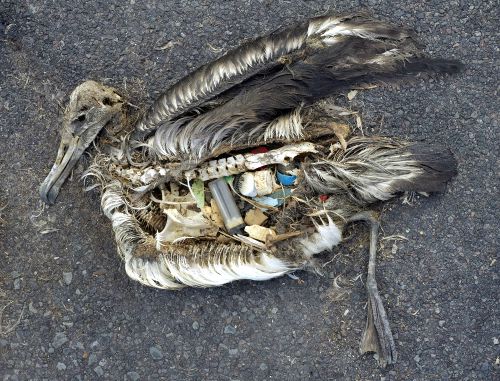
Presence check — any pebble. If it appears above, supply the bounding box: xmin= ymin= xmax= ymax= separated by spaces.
xmin=126 ymin=371 xmax=140 ymax=381
xmin=13 ymin=278 xmax=21 ymax=290
xmin=259 ymin=363 xmax=268 ymax=371
xmin=224 ymin=325 xmax=236 ymax=334
xmin=192 ymin=321 xmax=199 ymax=330
xmin=11 ymin=271 xmax=20 ymax=278
xmin=439 ymin=320 xmax=446 ymax=327
xmin=149 ymin=346 xmax=163 ymax=360
xmin=88 ymin=353 xmax=98 ymax=365
xmin=195 ymin=346 xmax=203 ymax=356
xmin=391 ymin=243 xmax=398 ymax=255
xmin=63 ymin=272 xmax=73 ymax=285
xmin=480 ymin=361 xmax=490 ymax=372
xmin=56 ymin=362 xmax=66 ymax=371
xmin=414 ymin=354 xmax=421 ymax=363
xmin=28 ymin=301 xmax=38 ymax=314
xmin=52 ymin=332 xmax=68 ymax=349
xmin=229 ymin=348 xmax=239 ymax=356
xmin=94 ymin=366 xmax=104 ymax=377
xmin=493 ymin=337 xmax=499 ymax=345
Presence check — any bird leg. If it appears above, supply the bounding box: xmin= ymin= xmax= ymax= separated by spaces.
xmin=347 ymin=211 xmax=397 ymax=367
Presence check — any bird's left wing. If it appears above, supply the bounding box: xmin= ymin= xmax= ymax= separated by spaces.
xmin=133 ymin=14 xmax=411 ymax=139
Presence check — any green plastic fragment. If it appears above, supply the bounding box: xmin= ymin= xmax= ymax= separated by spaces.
xmin=224 ymin=175 xmax=234 ymax=185
xmin=192 ymin=179 xmax=205 ymax=208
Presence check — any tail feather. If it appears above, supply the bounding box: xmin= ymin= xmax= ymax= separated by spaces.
xmin=397 ymin=143 xmax=458 ymax=193
xmin=303 ymin=137 xmax=457 ymax=205
xmin=402 ymin=58 xmax=463 ymax=76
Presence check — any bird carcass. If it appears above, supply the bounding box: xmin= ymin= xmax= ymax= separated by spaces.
xmin=39 ymin=13 xmax=462 ymax=367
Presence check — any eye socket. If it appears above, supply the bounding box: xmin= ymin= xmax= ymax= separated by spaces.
xmin=102 ymin=97 xmax=112 ymax=106
xmin=77 ymin=114 xmax=86 ymax=122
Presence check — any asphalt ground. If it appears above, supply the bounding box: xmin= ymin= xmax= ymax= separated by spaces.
xmin=0 ymin=1 xmax=498 ymax=380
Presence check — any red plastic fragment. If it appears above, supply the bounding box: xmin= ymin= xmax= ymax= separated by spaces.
xmin=319 ymin=194 xmax=329 ymax=202
xmin=250 ymin=146 xmax=269 ymax=154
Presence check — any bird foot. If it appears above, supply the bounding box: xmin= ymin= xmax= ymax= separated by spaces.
xmin=360 ymin=278 xmax=397 ymax=368
xmin=346 ymin=211 xmax=397 ymax=367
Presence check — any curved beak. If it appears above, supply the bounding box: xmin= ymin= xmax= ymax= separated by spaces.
xmin=39 ymin=80 xmax=124 ymax=204
xmin=39 ymin=137 xmax=84 ymax=204
xmin=39 ymin=133 xmax=96 ymax=204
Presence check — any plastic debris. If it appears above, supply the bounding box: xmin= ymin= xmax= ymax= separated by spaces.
xmin=268 ymin=188 xmax=292 ymax=201
xmin=208 ymin=178 xmax=245 ymax=234
xmin=202 ymin=199 xmax=225 ymax=229
xmin=347 ymin=89 xmax=358 ymax=100
xmin=253 ymin=169 xmax=275 ymax=196
xmin=244 ymin=209 xmax=268 ymax=226
xmin=276 ymin=171 xmax=297 ymax=186
xmin=236 ymin=169 xmax=277 ymax=197
xmin=237 ymin=172 xmax=258 ymax=197
xmin=191 ymin=179 xmax=205 ymax=208
xmin=250 ymin=147 xmax=269 ymax=154
xmin=244 ymin=225 xmax=276 ymax=242
xmin=253 ymin=196 xmax=280 ymax=208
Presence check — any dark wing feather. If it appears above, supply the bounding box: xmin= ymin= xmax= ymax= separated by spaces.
xmin=151 ymin=34 xmax=461 ymax=161
xmin=134 ymin=14 xmax=414 ymax=138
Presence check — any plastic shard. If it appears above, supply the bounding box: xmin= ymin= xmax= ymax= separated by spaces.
xmin=244 ymin=209 xmax=268 ymax=226
xmin=244 ymin=225 xmax=277 ymax=242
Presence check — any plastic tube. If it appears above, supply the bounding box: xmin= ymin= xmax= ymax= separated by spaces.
xmin=208 ymin=178 xmax=245 ymax=234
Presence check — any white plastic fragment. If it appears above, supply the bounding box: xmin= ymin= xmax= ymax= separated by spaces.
xmin=238 ymin=172 xmax=258 ymax=197
xmin=244 ymin=225 xmax=276 ymax=242
xmin=253 ymin=169 xmax=275 ymax=196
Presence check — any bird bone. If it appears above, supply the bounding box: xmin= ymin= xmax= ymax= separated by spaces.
xmin=110 ymin=142 xmax=317 ymax=187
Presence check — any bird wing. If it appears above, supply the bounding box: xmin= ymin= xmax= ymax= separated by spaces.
xmin=149 ymin=37 xmax=460 ymax=161
xmin=133 ymin=14 xmax=413 ymax=137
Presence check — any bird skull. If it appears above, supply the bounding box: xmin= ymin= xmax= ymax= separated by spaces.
xmin=39 ymin=81 xmax=123 ymax=204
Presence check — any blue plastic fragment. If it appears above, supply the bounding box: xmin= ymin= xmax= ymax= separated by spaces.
xmin=254 ymin=196 xmax=281 ymax=208
xmin=253 ymin=188 xmax=293 ymax=210
xmin=276 ymin=171 xmax=297 ymax=186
